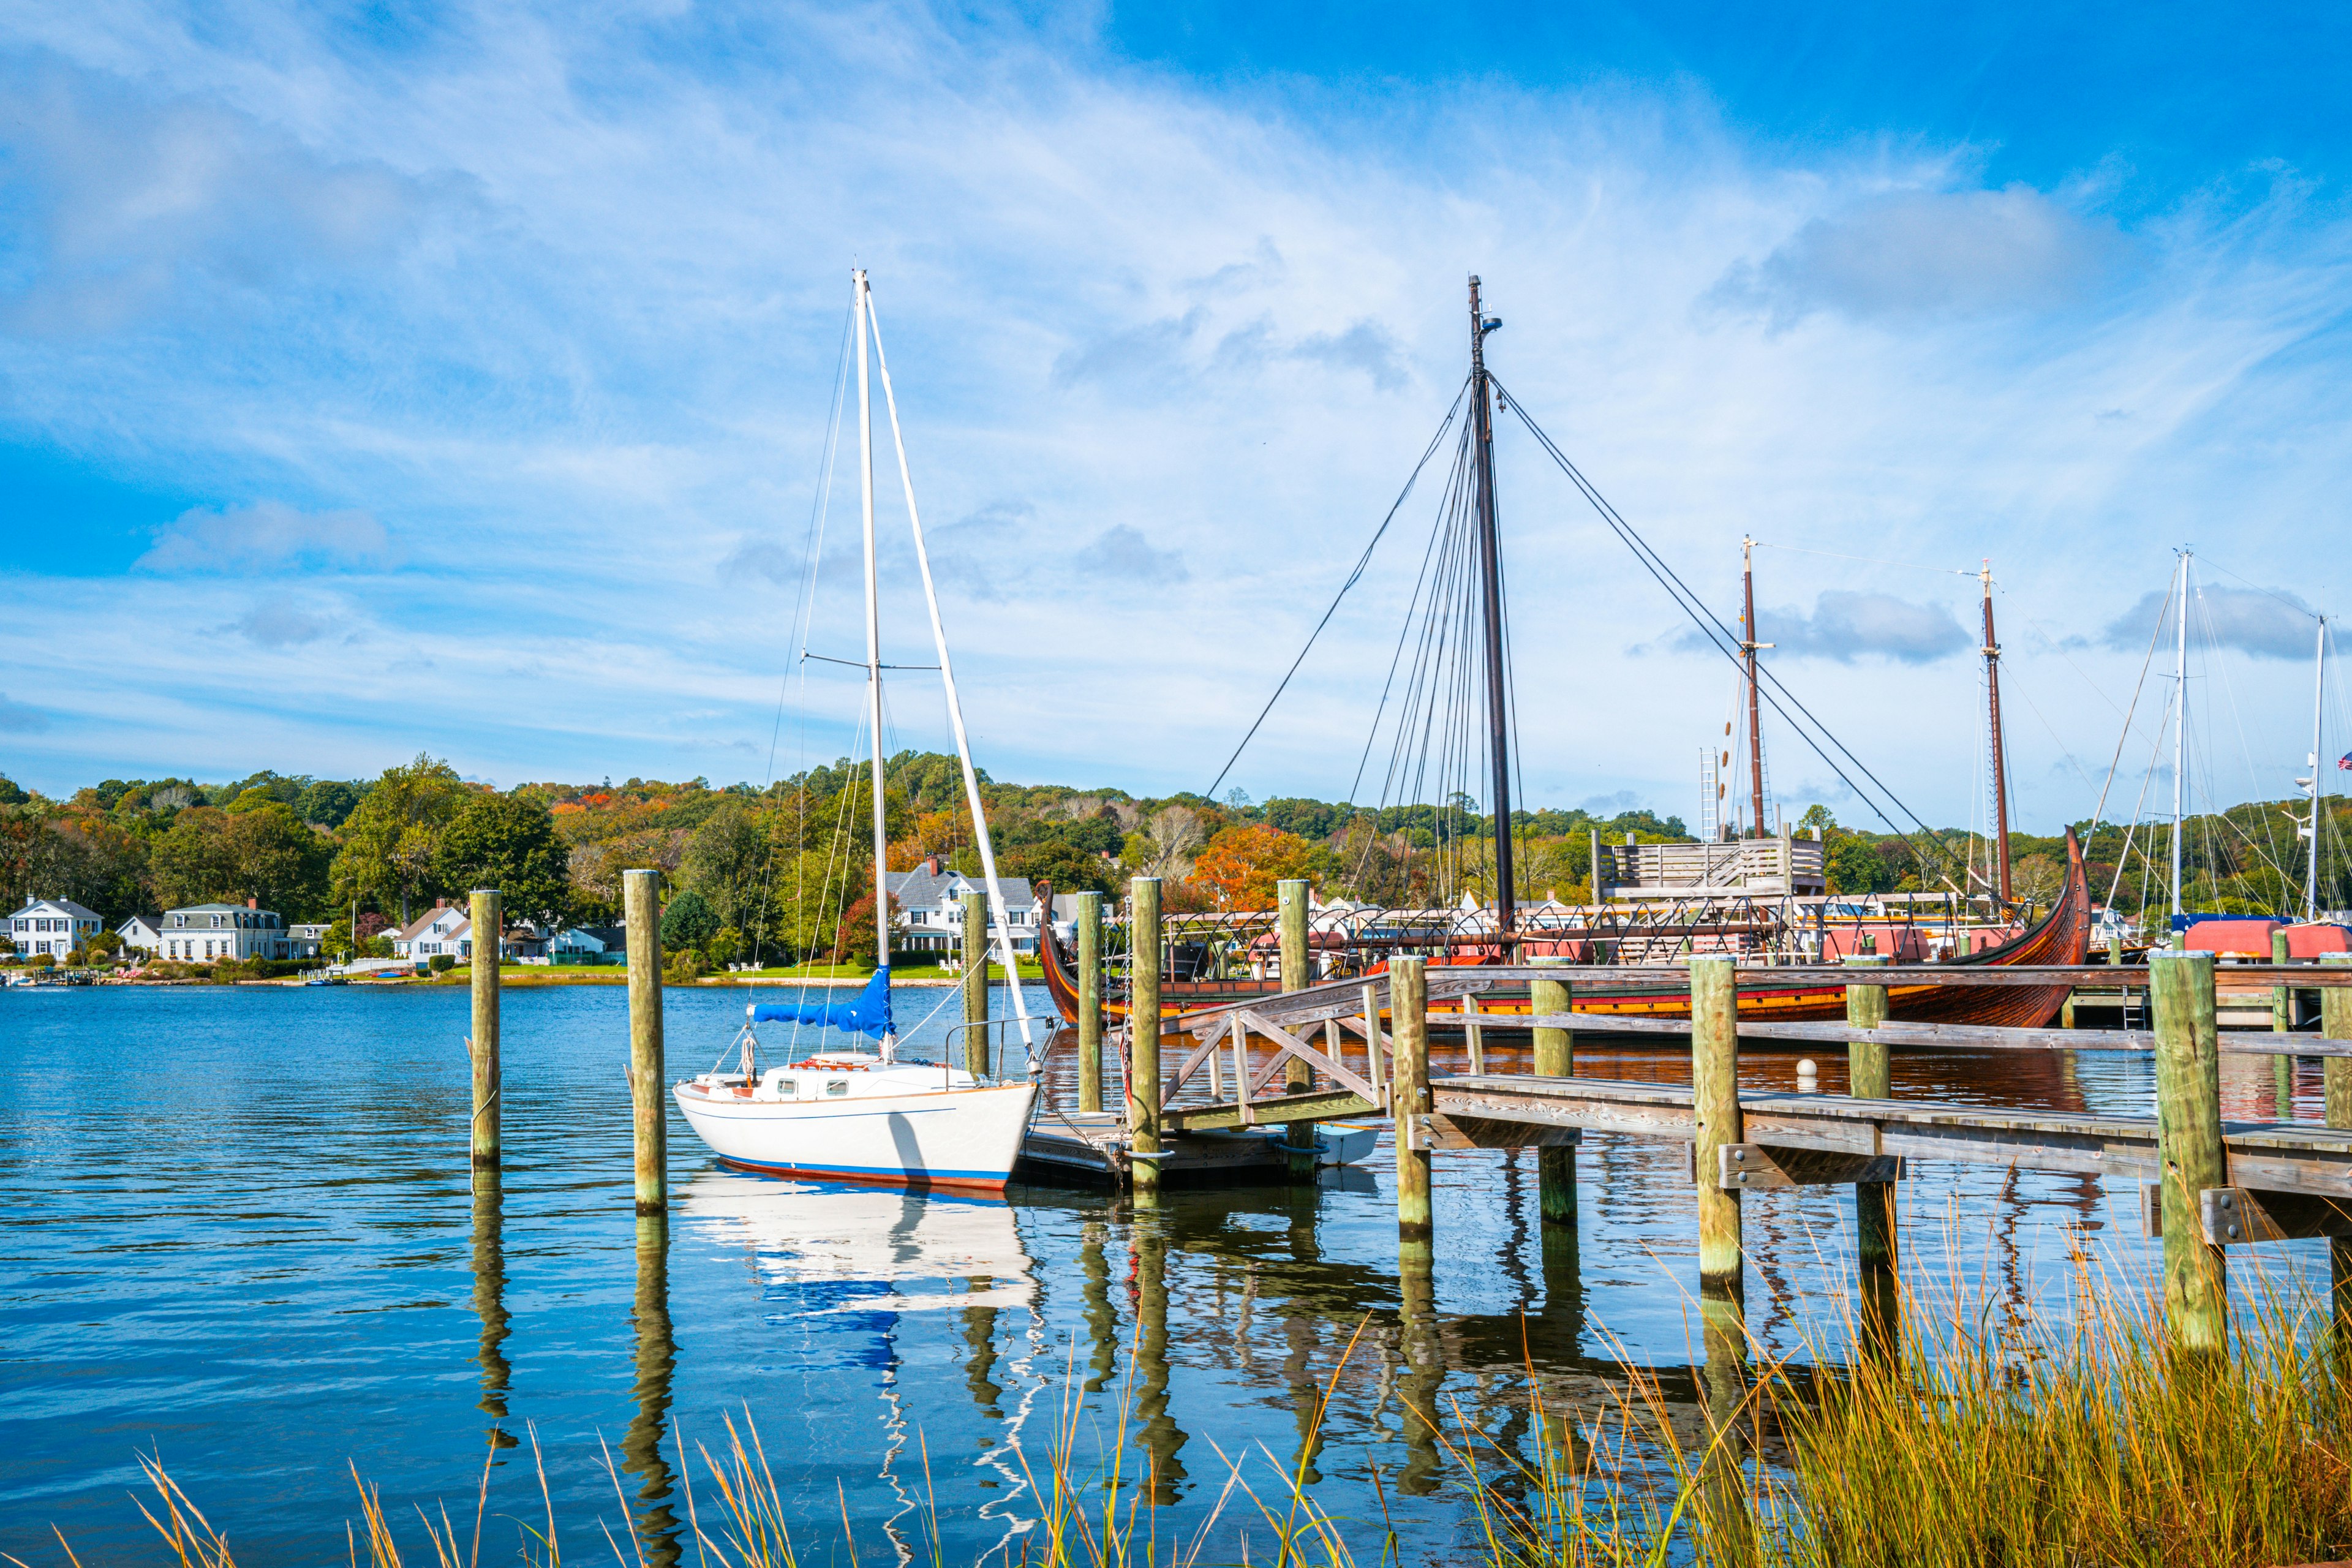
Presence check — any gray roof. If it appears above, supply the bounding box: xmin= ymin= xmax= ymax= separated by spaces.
xmin=884 ymin=868 xmax=1035 ymax=913
xmin=12 ymin=898 xmax=103 ymax=921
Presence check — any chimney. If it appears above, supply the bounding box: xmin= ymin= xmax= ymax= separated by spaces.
xmin=924 ymin=855 xmax=943 ymax=875
xmin=435 ymin=897 xmax=448 ymax=909
xmin=246 ymin=897 xmax=258 ymax=909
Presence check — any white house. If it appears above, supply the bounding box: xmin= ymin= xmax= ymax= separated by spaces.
xmin=159 ymin=900 xmax=296 ymax=962
xmin=393 ymin=901 xmax=474 ymax=960
xmin=287 ymin=924 xmax=329 ymax=959
xmin=117 ymin=914 xmax=166 ymax=956
xmin=8 ymin=898 xmax=105 ymax=959
xmin=884 ymin=859 xmax=1041 ymax=956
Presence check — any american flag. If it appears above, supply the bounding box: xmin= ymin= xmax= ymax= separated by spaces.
xmin=2340 ymin=752 xmax=2352 ymax=771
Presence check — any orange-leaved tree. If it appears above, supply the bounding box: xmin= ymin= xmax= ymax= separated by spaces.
xmin=1189 ymin=824 xmax=1325 ymax=911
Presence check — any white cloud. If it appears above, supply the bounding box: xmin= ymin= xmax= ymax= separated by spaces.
xmin=0 ymin=58 xmax=453 ymax=336
xmin=1760 ymin=590 xmax=1973 ymax=665
xmin=1706 ymin=184 xmax=2127 ymax=328
xmin=2102 ymin=583 xmax=2320 ymax=660
xmin=0 ymin=6 xmax=2344 ymax=828
xmin=138 ymin=501 xmax=397 ymax=573
xmin=224 ymin=597 xmax=334 ymax=647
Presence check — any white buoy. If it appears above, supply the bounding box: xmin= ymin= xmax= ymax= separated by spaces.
xmin=1796 ymin=1058 xmax=1819 ymax=1091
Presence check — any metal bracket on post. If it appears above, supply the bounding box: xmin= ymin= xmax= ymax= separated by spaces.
xmin=1716 ymin=1144 xmax=1904 ymax=1189
xmin=2199 ymin=1185 xmax=2352 ymax=1245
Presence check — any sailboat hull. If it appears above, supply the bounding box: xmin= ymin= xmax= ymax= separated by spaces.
xmin=673 ymin=1080 xmax=1038 ymax=1192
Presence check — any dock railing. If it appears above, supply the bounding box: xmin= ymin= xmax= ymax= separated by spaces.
xmin=1110 ymin=953 xmax=2352 ymax=1352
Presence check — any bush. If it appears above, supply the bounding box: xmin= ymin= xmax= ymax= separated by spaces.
xmin=664 ymin=949 xmax=707 ymax=985
xmin=428 ymin=954 xmax=456 ymax=973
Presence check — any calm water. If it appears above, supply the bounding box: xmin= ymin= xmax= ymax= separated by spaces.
xmin=0 ymin=982 xmax=2327 ymax=1565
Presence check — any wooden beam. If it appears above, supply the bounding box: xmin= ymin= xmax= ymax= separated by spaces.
xmin=1716 ymin=1144 xmax=1904 ymax=1190
xmin=1164 ymin=1088 xmax=1378 ymax=1133
xmin=2200 ymin=1186 xmax=2352 ymax=1245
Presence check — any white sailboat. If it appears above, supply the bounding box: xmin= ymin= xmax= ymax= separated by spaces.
xmin=673 ymin=269 xmax=1039 ymax=1192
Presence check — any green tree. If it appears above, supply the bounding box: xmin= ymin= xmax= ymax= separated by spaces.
xmin=298 ymin=780 xmax=363 ymax=829
xmin=148 ymin=803 xmax=331 ymax=916
xmin=1828 ymin=835 xmax=1892 ymax=895
xmin=1006 ymin=838 xmax=1115 ymax=896
xmin=331 ymin=755 xmax=467 ymax=922
xmin=439 ymin=791 xmax=573 ymax=937
xmin=680 ymin=798 xmax=780 ymax=935
xmin=660 ymin=888 xmax=721 ymax=952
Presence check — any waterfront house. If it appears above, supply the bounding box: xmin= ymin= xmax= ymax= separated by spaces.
xmin=8 ymin=897 xmax=105 ymax=959
xmin=393 ymin=901 xmax=473 ymax=961
xmin=885 ymin=858 xmax=1040 ymax=956
xmin=287 ymin=924 xmax=329 ymax=959
xmin=116 ymin=914 xmax=166 ymax=956
xmin=160 ymin=900 xmax=295 ymax=962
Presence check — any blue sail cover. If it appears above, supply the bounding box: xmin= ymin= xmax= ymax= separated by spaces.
xmin=750 ymin=967 xmax=894 ymax=1040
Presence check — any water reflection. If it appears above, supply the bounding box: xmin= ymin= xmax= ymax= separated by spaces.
xmin=469 ymin=1169 xmax=516 ymax=1448
xmin=626 ymin=1215 xmax=680 ymax=1568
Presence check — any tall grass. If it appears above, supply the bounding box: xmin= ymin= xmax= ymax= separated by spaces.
xmin=24 ymin=1275 xmax=2352 ymax=1568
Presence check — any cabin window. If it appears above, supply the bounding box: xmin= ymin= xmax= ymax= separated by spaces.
xmin=771 ymin=1079 xmax=797 ymax=1098
xmin=826 ymin=1080 xmax=849 ymax=1098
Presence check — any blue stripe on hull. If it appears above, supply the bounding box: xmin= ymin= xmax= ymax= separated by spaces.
xmin=715 ymin=1155 xmax=1013 ymax=1185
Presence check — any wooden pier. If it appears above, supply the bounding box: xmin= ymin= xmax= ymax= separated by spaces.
xmin=1018 ymin=889 xmax=2352 ymax=1350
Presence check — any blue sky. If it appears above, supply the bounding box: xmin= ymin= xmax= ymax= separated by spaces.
xmin=1 ymin=1 xmax=2348 ymax=839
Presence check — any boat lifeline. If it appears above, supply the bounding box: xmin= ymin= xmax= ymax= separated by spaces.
xmin=671 ymin=268 xmax=1040 ymax=1191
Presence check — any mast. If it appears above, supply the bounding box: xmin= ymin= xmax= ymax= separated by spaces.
xmin=854 ymin=269 xmax=895 ymax=1049
xmin=1468 ymin=275 xmax=1515 ymax=938
xmin=862 ymin=282 xmax=1036 ymax=1054
xmin=2170 ymin=550 xmax=2190 ymax=933
xmin=2309 ymin=616 xmax=2328 ymax=923
xmin=1981 ymin=562 xmax=2012 ymax=905
xmin=1741 ymin=537 xmax=1766 ymax=839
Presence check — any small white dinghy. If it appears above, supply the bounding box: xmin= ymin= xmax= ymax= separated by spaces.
xmin=672 ymin=268 xmax=1042 ymax=1194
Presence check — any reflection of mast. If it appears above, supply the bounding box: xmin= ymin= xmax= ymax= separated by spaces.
xmin=1468 ymin=276 xmax=1515 ymax=936
xmin=1740 ymin=538 xmax=1768 ymax=839
xmin=469 ymin=1170 xmax=516 ymax=1448
xmin=1981 ymin=562 xmax=2013 ymax=907
xmin=624 ymin=1215 xmax=680 ymax=1568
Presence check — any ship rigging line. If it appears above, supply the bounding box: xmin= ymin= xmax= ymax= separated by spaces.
xmin=1491 ymin=379 xmax=1974 ymax=894
xmin=1202 ymin=382 xmax=1469 ymax=802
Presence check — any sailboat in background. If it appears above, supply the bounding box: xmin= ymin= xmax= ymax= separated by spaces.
xmin=673 ymin=269 xmax=1039 ymax=1191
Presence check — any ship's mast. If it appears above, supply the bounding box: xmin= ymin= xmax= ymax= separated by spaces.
xmin=2170 ymin=550 xmax=2190 ymax=933
xmin=854 ymin=269 xmax=895 ymax=1049
xmin=1741 ymin=538 xmax=1766 ymax=839
xmin=2308 ymin=616 xmax=2328 ymax=923
xmin=1981 ymin=562 xmax=2012 ymax=906
xmin=1468 ymin=276 xmax=1515 ymax=939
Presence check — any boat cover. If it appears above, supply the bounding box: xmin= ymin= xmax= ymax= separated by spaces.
xmin=750 ymin=967 xmax=894 ymax=1039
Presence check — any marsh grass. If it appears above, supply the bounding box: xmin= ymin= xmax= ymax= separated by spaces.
xmin=27 ymin=1267 xmax=2352 ymax=1568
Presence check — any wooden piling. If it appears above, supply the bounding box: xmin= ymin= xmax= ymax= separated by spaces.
xmin=1278 ymin=878 xmax=1315 ymax=1167
xmin=1128 ymin=878 xmax=1163 ymax=1199
xmin=623 ymin=869 xmax=667 ymax=1216
xmin=1392 ymin=956 xmax=1432 ymax=1242
xmin=2325 ymin=954 xmax=2352 ymax=1336
xmin=1076 ymin=891 xmax=1104 ymax=1114
xmin=1529 ymin=958 xmax=1574 ymax=1228
xmin=469 ymin=888 xmax=502 ymax=1170
xmin=961 ymin=889 xmax=989 ymax=1079
xmin=2150 ymin=949 xmax=2226 ymax=1356
xmin=2272 ymin=927 xmax=2295 ymax=1119
xmin=1691 ymin=954 xmax=1742 ymax=1300
xmin=1845 ymin=955 xmax=1896 ymax=1341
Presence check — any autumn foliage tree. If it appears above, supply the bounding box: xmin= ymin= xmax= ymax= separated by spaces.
xmin=1189 ymin=824 xmax=1327 ymax=910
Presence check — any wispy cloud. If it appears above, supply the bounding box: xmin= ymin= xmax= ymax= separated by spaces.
xmin=1707 ymin=184 xmax=2128 ymax=329
xmin=2102 ymin=583 xmax=2321 ymax=659
xmin=0 ymin=692 xmax=51 ymax=733
xmin=138 ymin=501 xmax=396 ymax=574
xmin=0 ymin=4 xmax=2345 ymax=829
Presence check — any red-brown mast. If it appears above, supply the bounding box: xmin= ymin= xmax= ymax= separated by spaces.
xmin=1741 ymin=537 xmax=1766 ymax=839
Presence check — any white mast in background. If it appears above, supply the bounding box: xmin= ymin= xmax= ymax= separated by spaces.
xmin=853 ymin=270 xmax=895 ymax=1058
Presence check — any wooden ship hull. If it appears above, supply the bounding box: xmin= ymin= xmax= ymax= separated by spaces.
xmin=1036 ymin=828 xmax=2090 ymax=1036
